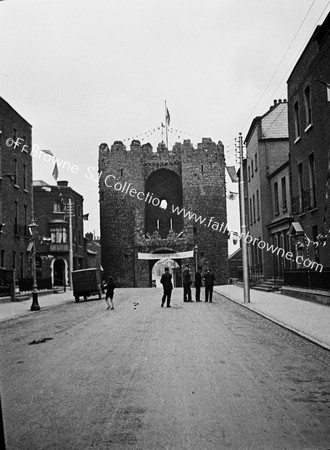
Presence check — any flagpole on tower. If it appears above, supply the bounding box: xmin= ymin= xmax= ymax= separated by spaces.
xmin=165 ymin=100 xmax=170 ymax=149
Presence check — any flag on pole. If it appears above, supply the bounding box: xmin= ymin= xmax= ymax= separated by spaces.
xmin=83 ymin=213 xmax=89 ymax=221
xmin=166 ymin=107 xmax=170 ymax=126
xmin=52 ymin=162 xmax=59 ymax=181
xmin=226 ymin=166 xmax=239 ymax=182
xmin=41 ymin=149 xmax=54 ymax=156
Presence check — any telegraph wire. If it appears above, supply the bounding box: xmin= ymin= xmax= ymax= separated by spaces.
xmin=240 ymin=0 xmax=323 ymax=135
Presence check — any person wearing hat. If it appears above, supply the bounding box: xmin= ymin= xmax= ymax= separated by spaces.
xmin=195 ymin=266 xmax=203 ymax=302
xmin=203 ymin=268 xmax=215 ymax=302
xmin=160 ymin=267 xmax=173 ymax=308
xmin=182 ymin=264 xmax=192 ymax=302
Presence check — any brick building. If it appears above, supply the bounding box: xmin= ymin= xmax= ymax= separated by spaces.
xmin=244 ymin=99 xmax=290 ymax=280
xmin=85 ymin=232 xmax=102 ymax=270
xmin=33 ymin=180 xmax=85 ymax=287
xmin=99 ymin=139 xmax=228 ymax=287
xmin=286 ymin=12 xmax=330 ymax=287
xmin=0 ymin=97 xmax=33 ymax=284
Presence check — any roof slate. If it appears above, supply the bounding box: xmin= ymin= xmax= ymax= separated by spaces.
xmin=261 ymin=102 xmax=288 ymax=139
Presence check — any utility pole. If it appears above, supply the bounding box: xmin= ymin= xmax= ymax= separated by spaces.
xmin=68 ymin=198 xmax=74 ymax=289
xmin=238 ymin=133 xmax=250 ymax=303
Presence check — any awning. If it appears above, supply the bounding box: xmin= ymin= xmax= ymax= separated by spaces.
xmin=290 ymin=222 xmax=304 ymax=235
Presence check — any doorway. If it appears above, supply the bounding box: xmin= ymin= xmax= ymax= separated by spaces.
xmin=53 ymin=259 xmax=66 ymax=286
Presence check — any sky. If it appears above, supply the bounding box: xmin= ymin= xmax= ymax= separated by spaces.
xmin=1 ymin=0 xmax=329 ymax=254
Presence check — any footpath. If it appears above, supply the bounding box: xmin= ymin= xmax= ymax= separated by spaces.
xmin=214 ymin=285 xmax=330 ymax=351
xmin=0 ymin=286 xmax=329 ymax=351
xmin=0 ymin=291 xmax=74 ymax=323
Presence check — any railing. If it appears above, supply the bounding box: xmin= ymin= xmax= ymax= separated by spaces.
xmin=18 ymin=277 xmax=52 ymax=292
xmin=283 ymin=269 xmax=330 ymax=290
xmin=49 ymin=243 xmax=69 ymax=252
xmin=249 ymin=263 xmax=263 ymax=284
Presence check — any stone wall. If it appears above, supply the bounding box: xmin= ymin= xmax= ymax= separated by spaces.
xmin=99 ymin=138 xmax=228 ymax=287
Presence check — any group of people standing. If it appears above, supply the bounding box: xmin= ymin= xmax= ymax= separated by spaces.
xmin=102 ymin=265 xmax=216 ymax=311
xmin=160 ymin=264 xmax=216 ymax=308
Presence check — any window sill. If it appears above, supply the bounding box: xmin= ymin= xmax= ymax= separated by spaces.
xmin=23 ymin=189 xmax=29 ymax=194
xmin=14 ymin=184 xmax=20 ymax=189
xmin=304 ymin=123 xmax=313 ymax=133
xmin=309 ymin=207 xmax=318 ymax=213
xmin=299 ymin=213 xmax=306 ymax=218
xmin=294 ymin=137 xmax=301 ymax=144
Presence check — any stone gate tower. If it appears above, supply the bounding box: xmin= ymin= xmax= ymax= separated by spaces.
xmin=99 ymin=138 xmax=228 ymax=287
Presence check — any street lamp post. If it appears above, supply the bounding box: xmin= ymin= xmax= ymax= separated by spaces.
xmin=29 ymin=219 xmax=40 ymax=311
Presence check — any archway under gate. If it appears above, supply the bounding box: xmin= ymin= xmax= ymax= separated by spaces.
xmin=151 ymin=258 xmax=181 ymax=287
xmin=137 ymin=248 xmax=195 ymax=287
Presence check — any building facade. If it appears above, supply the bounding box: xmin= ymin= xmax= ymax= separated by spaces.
xmin=267 ymin=161 xmax=292 ymax=278
xmin=85 ymin=232 xmax=102 ymax=270
xmin=99 ymin=139 xmax=228 ymax=287
xmin=244 ymin=99 xmax=290 ymax=280
xmin=287 ymin=12 xmax=330 ymax=285
xmin=33 ymin=180 xmax=85 ymax=287
xmin=0 ymin=97 xmax=33 ymax=285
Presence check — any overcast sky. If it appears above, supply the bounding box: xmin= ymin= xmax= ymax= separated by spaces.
xmin=1 ymin=0 xmax=329 ymax=253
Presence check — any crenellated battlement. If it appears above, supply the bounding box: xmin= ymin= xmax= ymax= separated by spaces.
xmin=99 ymin=137 xmax=225 ymax=162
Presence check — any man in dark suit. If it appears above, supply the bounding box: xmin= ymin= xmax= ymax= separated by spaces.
xmin=182 ymin=264 xmax=192 ymax=302
xmin=160 ymin=267 xmax=173 ymax=308
xmin=204 ymin=268 xmax=215 ymax=302
xmin=195 ymin=266 xmax=203 ymax=302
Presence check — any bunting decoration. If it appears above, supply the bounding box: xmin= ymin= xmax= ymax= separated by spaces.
xmin=119 ymin=125 xmax=205 ymax=146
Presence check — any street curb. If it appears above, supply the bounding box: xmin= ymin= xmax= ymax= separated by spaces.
xmin=0 ymin=299 xmax=74 ymax=324
xmin=214 ymin=290 xmax=330 ymax=352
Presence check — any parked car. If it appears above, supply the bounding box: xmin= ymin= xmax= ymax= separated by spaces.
xmin=72 ymin=268 xmax=102 ymax=302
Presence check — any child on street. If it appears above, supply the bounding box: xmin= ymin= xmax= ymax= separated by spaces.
xmin=103 ymin=276 xmax=115 ymax=310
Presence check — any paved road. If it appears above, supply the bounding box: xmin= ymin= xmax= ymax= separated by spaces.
xmin=0 ymin=288 xmax=329 ymax=449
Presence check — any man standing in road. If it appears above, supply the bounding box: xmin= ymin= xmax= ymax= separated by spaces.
xmin=195 ymin=266 xmax=203 ymax=302
xmin=204 ymin=268 xmax=215 ymax=302
xmin=160 ymin=267 xmax=173 ymax=308
xmin=182 ymin=264 xmax=192 ymax=302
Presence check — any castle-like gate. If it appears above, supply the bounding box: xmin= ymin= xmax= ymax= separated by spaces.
xmin=99 ymin=139 xmax=228 ymax=287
